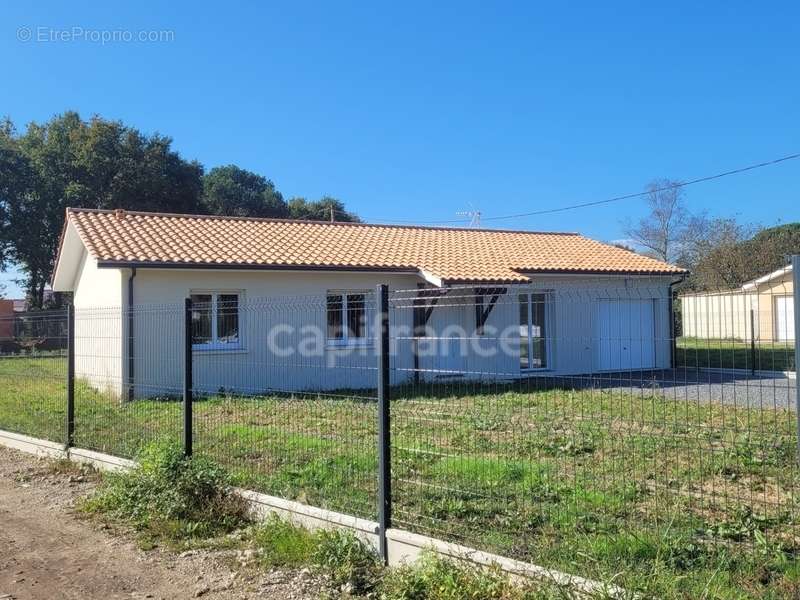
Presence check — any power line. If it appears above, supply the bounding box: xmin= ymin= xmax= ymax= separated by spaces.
xmin=482 ymin=152 xmax=800 ymax=221
xmin=356 ymin=152 xmax=800 ymax=226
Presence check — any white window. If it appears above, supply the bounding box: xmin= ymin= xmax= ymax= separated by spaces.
xmin=327 ymin=290 xmax=370 ymax=346
xmin=190 ymin=292 xmax=241 ymax=350
xmin=519 ymin=292 xmax=551 ymax=370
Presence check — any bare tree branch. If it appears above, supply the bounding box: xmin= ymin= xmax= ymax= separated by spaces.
xmin=623 ymin=179 xmax=688 ymax=263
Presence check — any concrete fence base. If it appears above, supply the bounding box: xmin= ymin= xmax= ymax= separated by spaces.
xmin=0 ymin=428 xmax=624 ymax=598
xmin=696 ymin=366 xmax=796 ymax=380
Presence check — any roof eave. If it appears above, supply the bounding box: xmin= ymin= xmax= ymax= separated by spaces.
xmin=93 ymin=261 xmax=687 ymax=282
xmin=741 ymin=265 xmax=793 ymax=291
xmin=519 ymin=268 xmax=688 ymax=277
xmin=95 ymin=259 xmax=423 ymax=276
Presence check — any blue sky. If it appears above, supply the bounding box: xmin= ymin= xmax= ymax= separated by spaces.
xmin=2 ymin=1 xmax=799 ymax=296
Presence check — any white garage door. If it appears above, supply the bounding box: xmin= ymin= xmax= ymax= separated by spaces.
xmin=596 ymin=299 xmax=656 ymax=371
xmin=775 ymin=296 xmax=795 ymax=342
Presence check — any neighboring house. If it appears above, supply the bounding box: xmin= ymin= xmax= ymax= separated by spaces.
xmin=743 ymin=266 xmax=795 ymax=342
xmin=9 ymin=290 xmax=55 ymax=313
xmin=52 ymin=208 xmax=685 ymax=398
xmin=680 ymin=265 xmax=794 ymax=342
xmin=0 ymin=299 xmax=14 ymax=340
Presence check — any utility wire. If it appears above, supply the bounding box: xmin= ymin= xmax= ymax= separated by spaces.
xmin=352 ymin=152 xmax=800 ymax=226
xmin=482 ymin=152 xmax=800 ymax=221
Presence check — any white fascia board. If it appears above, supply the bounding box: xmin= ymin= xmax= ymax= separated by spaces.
xmin=418 ymin=269 xmax=445 ymax=287
xmin=52 ymin=221 xmax=87 ymax=291
xmin=742 ymin=265 xmax=793 ymax=291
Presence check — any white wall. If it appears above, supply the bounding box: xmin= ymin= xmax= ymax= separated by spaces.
xmin=680 ymin=292 xmax=758 ymax=341
xmin=72 ymin=266 xmax=675 ymax=397
xmin=72 ymin=251 xmax=126 ymax=396
xmin=128 ymin=270 xmax=422 ymax=397
xmin=117 ymin=270 xmax=674 ymax=396
xmin=469 ymin=276 xmax=674 ymax=377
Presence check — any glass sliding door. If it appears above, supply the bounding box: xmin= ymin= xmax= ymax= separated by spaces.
xmin=519 ymin=292 xmax=550 ymax=370
xmin=519 ymin=294 xmax=530 ymax=369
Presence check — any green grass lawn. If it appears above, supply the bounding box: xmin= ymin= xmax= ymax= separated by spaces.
xmin=676 ymin=337 xmax=795 ymax=372
xmin=1 ymin=356 xmax=800 ymax=598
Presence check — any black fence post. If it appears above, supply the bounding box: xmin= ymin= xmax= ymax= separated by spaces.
xmin=750 ymin=308 xmax=756 ymax=376
xmin=183 ymin=297 xmax=193 ymax=457
xmin=791 ymin=255 xmax=800 ymax=465
xmin=669 ymin=290 xmax=676 ymax=369
xmin=376 ymin=284 xmax=391 ymax=564
xmin=65 ymin=304 xmax=75 ymax=449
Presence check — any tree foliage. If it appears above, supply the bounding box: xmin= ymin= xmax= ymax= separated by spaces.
xmin=690 ymin=223 xmax=800 ymax=289
xmin=621 ymin=178 xmax=797 ymax=291
xmin=0 ymin=112 xmax=204 ymax=308
xmin=287 ymin=196 xmax=361 ymax=222
xmin=201 ymin=165 xmax=288 ymax=218
xmin=0 ymin=112 xmax=360 ymax=308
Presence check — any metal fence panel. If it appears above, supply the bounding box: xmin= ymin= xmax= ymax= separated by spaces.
xmin=387 ymin=281 xmax=798 ymax=570
xmin=0 ymin=309 xmax=67 ymax=443
xmin=189 ymin=293 xmax=379 ymax=521
xmin=72 ymin=304 xmax=184 ymax=458
xmin=0 ymin=277 xmax=796 ymax=592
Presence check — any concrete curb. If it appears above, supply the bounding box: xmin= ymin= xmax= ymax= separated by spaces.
xmin=69 ymin=447 xmax=136 ymax=472
xmin=696 ymin=367 xmax=796 ymax=380
xmin=386 ymin=528 xmax=625 ymax=597
xmin=238 ymin=488 xmax=381 ymax=551
xmin=0 ymin=430 xmax=66 ymax=459
xmin=0 ymin=428 xmax=622 ymax=598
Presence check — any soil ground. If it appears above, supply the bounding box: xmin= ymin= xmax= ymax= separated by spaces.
xmin=0 ymin=445 xmax=320 ymax=600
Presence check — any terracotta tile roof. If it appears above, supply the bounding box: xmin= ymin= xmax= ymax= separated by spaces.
xmin=63 ymin=208 xmax=686 ymax=283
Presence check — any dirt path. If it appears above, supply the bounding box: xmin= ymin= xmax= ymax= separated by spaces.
xmin=0 ymin=446 xmax=319 ymax=600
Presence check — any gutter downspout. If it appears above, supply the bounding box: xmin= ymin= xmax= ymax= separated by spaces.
xmin=669 ymin=275 xmax=686 ymax=369
xmin=127 ymin=267 xmax=136 ymax=402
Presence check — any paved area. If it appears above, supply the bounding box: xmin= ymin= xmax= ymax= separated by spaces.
xmin=577 ymin=368 xmax=797 ymax=410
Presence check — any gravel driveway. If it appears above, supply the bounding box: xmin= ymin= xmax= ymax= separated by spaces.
xmin=578 ymin=368 xmax=797 ymax=410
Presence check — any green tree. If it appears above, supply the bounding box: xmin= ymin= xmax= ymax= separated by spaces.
xmin=1 ymin=112 xmax=362 ymax=307
xmin=0 ymin=112 xmax=204 ymax=308
xmin=287 ymin=195 xmax=360 ymax=222
xmin=202 ymin=165 xmax=288 ymax=218
xmin=690 ymin=223 xmax=800 ymax=290
xmin=677 ymin=216 xmax=756 ymax=289
xmin=0 ymin=118 xmax=32 ymax=270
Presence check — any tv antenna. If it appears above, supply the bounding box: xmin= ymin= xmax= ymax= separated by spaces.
xmin=456 ymin=204 xmax=482 ymax=227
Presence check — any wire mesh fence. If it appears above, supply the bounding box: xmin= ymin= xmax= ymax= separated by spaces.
xmin=0 ymin=309 xmax=67 ymax=443
xmin=72 ymin=304 xmax=185 ymax=458
xmin=189 ymin=293 xmax=379 ymax=520
xmin=387 ymin=282 xmax=798 ymax=571
xmin=0 ymin=278 xmax=796 ymax=587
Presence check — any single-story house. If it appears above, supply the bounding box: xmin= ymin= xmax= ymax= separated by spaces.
xmin=680 ymin=265 xmax=794 ymax=342
xmin=52 ymin=208 xmax=685 ymax=398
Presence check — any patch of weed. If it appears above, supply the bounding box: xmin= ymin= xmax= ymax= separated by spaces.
xmin=312 ymin=529 xmax=381 ymax=595
xmin=81 ymin=440 xmax=250 ymax=547
xmin=379 ymin=552 xmax=540 ymax=600
xmin=252 ymin=515 xmax=316 ymax=567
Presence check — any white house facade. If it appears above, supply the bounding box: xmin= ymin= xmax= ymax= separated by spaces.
xmin=52 ymin=209 xmax=686 ymax=398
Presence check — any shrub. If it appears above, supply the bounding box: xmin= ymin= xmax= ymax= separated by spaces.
xmin=379 ymin=552 xmax=543 ymax=600
xmin=82 ymin=440 xmax=250 ymax=545
xmin=312 ymin=529 xmax=382 ymax=594
xmin=252 ymin=515 xmax=316 ymax=567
